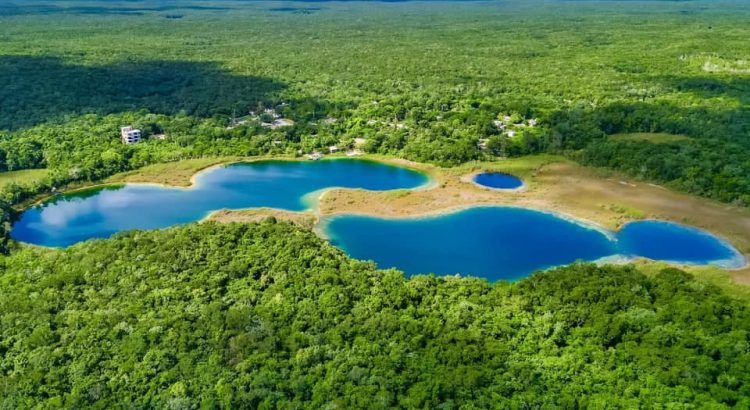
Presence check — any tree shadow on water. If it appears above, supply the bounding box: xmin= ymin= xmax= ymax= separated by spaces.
xmin=0 ymin=55 xmax=286 ymax=130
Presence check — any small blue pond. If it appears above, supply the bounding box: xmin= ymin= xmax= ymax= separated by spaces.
xmin=324 ymin=208 xmax=746 ymax=281
xmin=473 ymin=172 xmax=524 ymax=190
xmin=11 ymin=159 xmax=428 ymax=247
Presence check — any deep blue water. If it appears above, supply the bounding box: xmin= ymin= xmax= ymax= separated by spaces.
xmin=324 ymin=208 xmax=746 ymax=281
xmin=11 ymin=159 xmax=428 ymax=247
xmin=473 ymin=172 xmax=524 ymax=189
xmin=325 ymin=207 xmax=617 ymax=281
xmin=618 ymin=220 xmax=742 ymax=266
xmin=12 ymin=160 xmax=746 ymax=280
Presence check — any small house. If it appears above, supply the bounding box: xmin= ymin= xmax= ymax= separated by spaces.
xmin=329 ymin=145 xmax=339 ymax=153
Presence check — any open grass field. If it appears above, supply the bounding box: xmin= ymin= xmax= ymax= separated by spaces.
xmin=105 ymin=157 xmax=241 ymax=187
xmin=0 ymin=169 xmax=47 ymax=189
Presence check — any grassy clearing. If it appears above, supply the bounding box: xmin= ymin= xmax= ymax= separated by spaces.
xmin=456 ymin=155 xmax=562 ymax=178
xmin=106 ymin=157 xmax=242 ymax=187
xmin=635 ymin=260 xmax=750 ymax=301
xmin=603 ymin=204 xmax=646 ymax=220
xmin=0 ymin=169 xmax=47 ymax=189
xmin=609 ymin=133 xmax=692 ymax=144
xmin=207 ymin=208 xmax=316 ymax=229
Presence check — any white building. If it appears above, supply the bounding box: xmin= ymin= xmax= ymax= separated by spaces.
xmin=121 ymin=126 xmax=141 ymax=144
xmin=493 ymin=120 xmax=506 ymax=129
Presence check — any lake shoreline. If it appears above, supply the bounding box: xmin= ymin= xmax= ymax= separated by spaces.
xmin=319 ymin=206 xmax=748 ymax=272
xmin=14 ymin=154 xmax=750 ymax=277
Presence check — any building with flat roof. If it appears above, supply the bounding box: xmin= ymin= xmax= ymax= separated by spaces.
xmin=121 ymin=126 xmax=141 ymax=144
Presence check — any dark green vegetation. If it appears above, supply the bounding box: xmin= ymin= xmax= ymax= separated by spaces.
xmin=1 ymin=0 xmax=749 ymax=212
xmin=0 ymin=221 xmax=748 ymax=408
xmin=2 ymin=2 xmax=750 ymax=407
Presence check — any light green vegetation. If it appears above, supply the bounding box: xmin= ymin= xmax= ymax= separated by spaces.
xmin=0 ymin=169 xmax=47 ymax=189
xmin=457 ymin=154 xmax=562 ymax=185
xmin=106 ymin=156 xmax=241 ymax=187
xmin=608 ymin=132 xmax=692 ymax=144
xmin=603 ymin=203 xmax=647 ymax=219
xmin=635 ymin=260 xmax=750 ymax=301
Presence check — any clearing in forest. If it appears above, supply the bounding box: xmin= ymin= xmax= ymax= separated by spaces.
xmin=0 ymin=169 xmax=47 ymax=189
xmin=608 ymin=133 xmax=692 ymax=144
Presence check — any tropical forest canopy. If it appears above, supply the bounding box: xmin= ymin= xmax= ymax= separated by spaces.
xmin=0 ymin=0 xmax=748 ymax=209
xmin=2 ymin=221 xmax=749 ymax=408
xmin=2 ymin=2 xmax=750 ymax=407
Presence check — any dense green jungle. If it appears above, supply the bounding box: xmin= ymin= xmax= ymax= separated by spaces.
xmin=1 ymin=1 xmax=750 ymax=408
xmin=1 ymin=1 xmax=748 ymax=206
xmin=3 ymin=221 xmax=750 ymax=408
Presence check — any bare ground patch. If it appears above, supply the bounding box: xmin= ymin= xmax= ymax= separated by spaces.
xmin=206 ymin=208 xmax=316 ymax=229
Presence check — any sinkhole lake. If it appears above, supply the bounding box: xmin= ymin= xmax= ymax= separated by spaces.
xmin=323 ymin=207 xmax=746 ymax=281
xmin=11 ymin=159 xmax=429 ymax=247
xmin=473 ymin=172 xmax=524 ymax=190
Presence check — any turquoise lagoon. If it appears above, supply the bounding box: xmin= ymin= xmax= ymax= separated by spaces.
xmin=11 ymin=159 xmax=428 ymax=247
xmin=323 ymin=208 xmax=746 ymax=281
xmin=12 ymin=159 xmax=745 ymax=280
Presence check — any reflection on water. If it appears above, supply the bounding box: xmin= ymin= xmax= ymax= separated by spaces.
xmin=324 ymin=208 xmax=746 ymax=281
xmin=12 ymin=159 xmax=428 ymax=247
